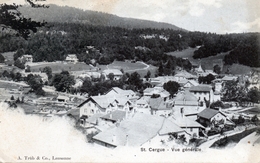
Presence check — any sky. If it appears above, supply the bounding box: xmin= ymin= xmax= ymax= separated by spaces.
xmin=2 ymin=0 xmax=260 ymax=33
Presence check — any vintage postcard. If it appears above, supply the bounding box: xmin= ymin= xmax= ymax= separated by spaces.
xmin=0 ymin=0 xmax=260 ymax=162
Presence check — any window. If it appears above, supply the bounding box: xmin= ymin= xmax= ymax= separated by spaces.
xmin=84 ymin=108 xmax=88 ymax=113
xmin=90 ymin=109 xmax=94 ymax=114
xmin=88 ymin=103 xmax=91 ymax=107
xmin=190 ymin=128 xmax=193 ymax=132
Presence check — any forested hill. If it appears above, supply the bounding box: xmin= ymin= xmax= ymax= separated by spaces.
xmin=18 ymin=4 xmax=184 ymax=30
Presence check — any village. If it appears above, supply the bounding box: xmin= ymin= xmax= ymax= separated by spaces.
xmin=0 ymin=48 xmax=260 ymax=150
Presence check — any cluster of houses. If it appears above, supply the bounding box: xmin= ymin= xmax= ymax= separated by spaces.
xmin=65 ymin=64 xmax=259 ymax=148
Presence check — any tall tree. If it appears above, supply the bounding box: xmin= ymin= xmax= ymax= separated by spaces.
xmin=163 ymin=81 xmax=180 ymax=98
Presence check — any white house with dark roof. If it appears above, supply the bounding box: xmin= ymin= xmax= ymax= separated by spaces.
xmin=102 ymin=69 xmax=123 ymax=80
xmin=189 ymin=84 xmax=214 ymax=105
xmin=197 ymin=108 xmax=234 ymax=128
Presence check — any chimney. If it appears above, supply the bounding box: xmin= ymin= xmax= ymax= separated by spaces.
xmin=125 ymin=134 xmax=128 ymax=146
xmin=181 ymin=107 xmax=184 ymax=118
xmin=112 ymin=134 xmax=116 ymax=143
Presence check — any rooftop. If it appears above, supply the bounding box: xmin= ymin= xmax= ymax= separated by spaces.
xmin=189 ymin=84 xmax=212 ymax=92
xmin=101 ymin=110 xmax=126 ymax=122
xmin=93 ymin=113 xmax=166 ymax=147
xmin=197 ymin=108 xmax=225 ymax=120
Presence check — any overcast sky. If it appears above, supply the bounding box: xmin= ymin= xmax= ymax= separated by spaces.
xmin=3 ymin=0 xmax=260 ymax=33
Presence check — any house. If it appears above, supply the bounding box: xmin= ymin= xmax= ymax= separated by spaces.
xmin=221 ymin=75 xmax=238 ymax=82
xmin=65 ymin=54 xmax=78 ymax=63
xmin=105 ymin=87 xmax=138 ymax=101
xmin=134 ymin=96 xmax=151 ymax=114
xmin=173 ymin=90 xmax=203 ymax=117
xmin=174 ymin=70 xmax=197 ymax=81
xmin=78 ymin=95 xmax=115 ymax=118
xmin=20 ymin=55 xmax=33 ymax=63
xmin=57 ymin=95 xmax=70 ymax=102
xmin=78 ymin=95 xmax=132 ymax=118
xmin=79 ymin=113 xmax=102 ymax=128
xmin=169 ymin=116 xmax=205 ymax=137
xmin=189 ymin=84 xmax=214 ymax=106
xmin=73 ymin=78 xmax=84 ymax=88
xmin=143 ymin=87 xmax=170 ymax=100
xmin=99 ymin=110 xmax=127 ymax=126
xmin=149 ymin=97 xmax=173 ymax=117
xmin=149 ymin=76 xmax=175 ymax=86
xmin=93 ymin=113 xmax=189 ymax=148
xmin=183 ymin=80 xmax=199 ymax=89
xmin=102 ymin=69 xmax=123 ymax=80
xmin=197 ymin=108 xmax=234 ymax=128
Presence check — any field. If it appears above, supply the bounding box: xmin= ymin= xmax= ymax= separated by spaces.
xmin=242 ymin=106 xmax=260 ymax=116
xmin=167 ymin=48 xmax=253 ymax=74
xmin=99 ymin=61 xmax=158 ymax=78
xmin=29 ymin=62 xmax=93 ymax=73
xmin=1 ymin=51 xmax=15 ymax=62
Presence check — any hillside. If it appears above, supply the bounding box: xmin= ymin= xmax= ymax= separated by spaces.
xmin=18 ymin=4 xmax=184 ymax=30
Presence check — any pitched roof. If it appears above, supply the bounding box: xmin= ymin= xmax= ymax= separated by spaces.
xmin=222 ymin=76 xmax=238 ymax=81
xmin=149 ymin=97 xmax=172 ymax=110
xmin=78 ymin=95 xmax=115 ymax=108
xmin=101 ymin=110 xmax=126 ymax=122
xmin=93 ymin=113 xmax=186 ymax=147
xmin=185 ymin=80 xmax=199 ymax=87
xmin=103 ymin=69 xmax=123 ymax=76
xmin=189 ymin=84 xmax=212 ymax=92
xmin=159 ymin=119 xmax=184 ymax=135
xmin=197 ymin=108 xmax=225 ymax=120
xmin=85 ymin=113 xmax=104 ymax=124
xmin=112 ymin=87 xmax=135 ymax=95
xmin=174 ymin=70 xmax=197 ymax=79
xmin=175 ymin=90 xmax=198 ymax=102
xmin=169 ymin=116 xmax=205 ymax=128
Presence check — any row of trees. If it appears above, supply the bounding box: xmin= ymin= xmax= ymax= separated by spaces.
xmin=222 ymin=80 xmax=260 ymax=103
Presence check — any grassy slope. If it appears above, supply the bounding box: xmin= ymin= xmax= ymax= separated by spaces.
xmin=167 ymin=48 xmax=253 ymax=74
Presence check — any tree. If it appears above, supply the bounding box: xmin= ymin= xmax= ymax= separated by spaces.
xmin=52 ymin=71 xmax=75 ymax=92
xmin=213 ymin=65 xmax=221 ymax=74
xmin=108 ymin=73 xmax=114 ymax=80
xmin=198 ymin=74 xmax=215 ymax=84
xmin=144 ymin=70 xmax=151 ymax=81
xmin=210 ymin=100 xmax=224 ymax=110
xmin=25 ymin=65 xmax=31 ymax=72
xmin=163 ymin=81 xmax=180 ymax=98
xmin=247 ymin=87 xmax=260 ymax=103
xmin=0 ymin=53 xmax=5 ymax=63
xmin=27 ymin=74 xmax=45 ymax=95
xmin=14 ymin=59 xmax=25 ymax=69
xmin=127 ymin=72 xmax=143 ymax=91
xmin=0 ymin=1 xmax=47 ymax=39
xmin=42 ymin=66 xmax=52 ymax=80
xmin=222 ymin=80 xmax=247 ymax=102
xmin=80 ymin=80 xmax=92 ymax=93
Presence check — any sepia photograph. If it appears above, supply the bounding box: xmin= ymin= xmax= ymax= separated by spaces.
xmin=0 ymin=0 xmax=259 ymax=162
